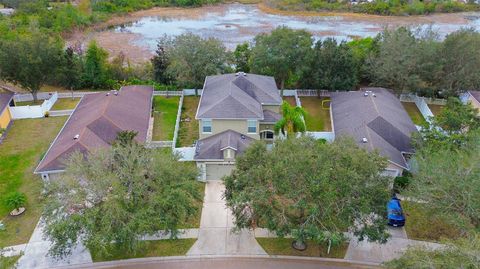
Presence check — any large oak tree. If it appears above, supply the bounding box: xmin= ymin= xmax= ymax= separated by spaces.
xmin=224 ymin=136 xmax=391 ymax=250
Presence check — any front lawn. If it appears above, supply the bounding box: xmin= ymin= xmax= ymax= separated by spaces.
xmin=402 ymin=102 xmax=427 ymax=126
xmin=51 ymin=98 xmax=80 ymax=110
xmin=152 ymin=96 xmax=179 ymax=141
xmin=177 ymin=96 xmax=200 ymax=147
xmin=403 ymin=201 xmax=463 ymax=242
xmin=90 ymin=239 xmax=197 ymax=262
xmin=256 ymin=238 xmax=348 ymax=258
xmin=0 ymin=117 xmax=67 ymax=247
xmin=300 ymin=97 xmax=332 ymax=131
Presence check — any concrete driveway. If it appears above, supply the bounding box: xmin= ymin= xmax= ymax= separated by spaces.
xmin=187 ymin=180 xmax=266 ymax=255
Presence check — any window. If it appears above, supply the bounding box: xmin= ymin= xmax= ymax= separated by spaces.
xmin=202 ymin=119 xmax=212 ymax=133
xmin=247 ymin=120 xmax=257 ymax=133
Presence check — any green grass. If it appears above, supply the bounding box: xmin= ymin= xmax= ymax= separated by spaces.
xmin=0 ymin=117 xmax=67 ymax=247
xmin=402 ymin=102 xmax=427 ymax=126
xmin=428 ymin=104 xmax=445 ymax=116
xmin=0 ymin=254 xmax=20 ymax=269
xmin=403 ymin=201 xmax=463 ymax=242
xmin=300 ymin=97 xmax=332 ymax=131
xmin=177 ymin=96 xmax=200 ymax=147
xmin=283 ymin=97 xmax=296 ymax=107
xmin=14 ymin=100 xmax=43 ymax=106
xmin=256 ymin=238 xmax=348 ymax=258
xmin=90 ymin=239 xmax=197 ymax=262
xmin=152 ymin=96 xmax=179 ymax=141
xmin=50 ymin=98 xmax=81 ymax=110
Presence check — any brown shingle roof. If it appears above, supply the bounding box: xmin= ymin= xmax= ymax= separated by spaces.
xmin=196 ymin=73 xmax=282 ymax=120
xmin=35 ymin=85 xmax=153 ymax=173
xmin=331 ymin=88 xmax=417 ymax=169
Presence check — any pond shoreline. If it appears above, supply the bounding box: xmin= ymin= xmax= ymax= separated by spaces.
xmin=66 ymin=3 xmax=479 ymax=64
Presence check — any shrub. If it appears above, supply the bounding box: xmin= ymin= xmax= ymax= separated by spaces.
xmin=5 ymin=192 xmax=26 ymax=211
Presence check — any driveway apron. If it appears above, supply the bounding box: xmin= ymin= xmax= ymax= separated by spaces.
xmin=187 ymin=180 xmax=267 ymax=255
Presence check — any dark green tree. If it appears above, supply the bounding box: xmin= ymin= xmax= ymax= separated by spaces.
xmin=81 ymin=41 xmax=108 ymax=89
xmin=0 ymin=33 xmax=64 ymax=102
xmin=43 ymin=135 xmax=202 ymax=258
xmin=151 ymin=42 xmax=171 ymax=84
xmin=250 ymin=26 xmax=313 ymax=94
xmin=438 ymin=29 xmax=480 ymax=97
xmin=60 ymin=47 xmax=83 ymax=95
xmin=224 ymin=136 xmax=391 ymax=251
xmin=306 ymin=38 xmax=358 ymax=92
xmin=233 ymin=42 xmax=251 ymax=72
xmin=163 ymin=34 xmax=229 ymax=90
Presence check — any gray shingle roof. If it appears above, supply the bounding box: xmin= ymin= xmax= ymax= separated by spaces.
xmin=470 ymin=91 xmax=480 ymax=103
xmin=260 ymin=110 xmax=281 ymax=123
xmin=0 ymin=92 xmax=13 ymax=114
xmin=196 ymin=73 xmax=282 ymax=120
xmin=194 ymin=130 xmax=254 ymax=160
xmin=35 ymin=85 xmax=153 ymax=173
xmin=331 ymin=88 xmax=417 ymax=169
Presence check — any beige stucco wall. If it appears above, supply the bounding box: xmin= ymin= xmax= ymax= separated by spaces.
xmin=262 ymin=105 xmax=280 ymax=113
xmin=0 ymin=107 xmax=12 ymax=129
xmin=387 ymin=162 xmax=404 ymax=176
xmin=199 ymin=119 xmax=259 ymax=140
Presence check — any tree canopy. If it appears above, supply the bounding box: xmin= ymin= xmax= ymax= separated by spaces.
xmin=161 ymin=33 xmax=229 ymax=89
xmin=250 ymin=26 xmax=313 ymax=91
xmin=0 ymin=33 xmax=64 ymax=101
xmin=224 ymin=136 xmax=391 ymax=249
xmin=43 ymin=132 xmax=202 ymax=258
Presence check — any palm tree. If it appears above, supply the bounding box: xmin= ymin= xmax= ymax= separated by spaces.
xmin=274 ymin=101 xmax=307 ymax=137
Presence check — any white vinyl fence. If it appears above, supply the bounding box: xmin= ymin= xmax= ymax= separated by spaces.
xmin=10 ymin=92 xmax=58 ymax=119
xmin=399 ymin=94 xmax=442 ymax=124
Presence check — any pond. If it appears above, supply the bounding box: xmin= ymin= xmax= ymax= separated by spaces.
xmin=86 ymin=4 xmax=480 ymax=62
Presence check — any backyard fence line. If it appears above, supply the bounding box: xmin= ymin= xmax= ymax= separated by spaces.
xmin=48 ymin=110 xmax=74 ymax=117
xmin=400 ymin=93 xmax=436 ymax=124
xmin=153 ymin=91 xmax=183 ymax=96
xmin=296 ymin=89 xmax=330 ymax=97
xmin=13 ymin=92 xmax=55 ymax=102
xmin=171 ymin=94 xmax=185 ymax=150
xmin=147 ymin=141 xmax=173 ymax=148
xmin=10 ymin=92 xmax=58 ymax=119
xmin=57 ymin=92 xmax=97 ymax=98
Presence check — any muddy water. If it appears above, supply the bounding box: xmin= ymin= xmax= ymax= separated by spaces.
xmin=89 ymin=4 xmax=480 ymax=62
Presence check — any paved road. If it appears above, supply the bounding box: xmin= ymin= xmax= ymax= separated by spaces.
xmin=55 ymin=256 xmax=381 ymax=269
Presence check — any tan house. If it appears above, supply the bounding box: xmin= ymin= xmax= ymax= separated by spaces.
xmin=194 ymin=73 xmax=282 ymax=181
xmin=0 ymin=91 xmax=14 ymax=131
xmin=464 ymin=91 xmax=480 ymax=115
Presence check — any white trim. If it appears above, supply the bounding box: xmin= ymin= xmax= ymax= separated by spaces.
xmin=220 ymin=146 xmax=237 ymax=151
xmin=194 ymin=78 xmax=209 ymax=120
xmin=201 ymin=119 xmax=212 ymax=134
xmin=247 ymin=119 xmax=257 ymax=134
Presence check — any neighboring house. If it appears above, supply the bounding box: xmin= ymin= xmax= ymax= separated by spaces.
xmin=463 ymin=91 xmax=480 ymax=114
xmin=35 ymin=86 xmax=153 ymax=180
xmin=0 ymin=91 xmax=14 ymax=130
xmin=330 ymin=88 xmax=418 ymax=177
xmin=195 ymin=73 xmax=282 ymax=181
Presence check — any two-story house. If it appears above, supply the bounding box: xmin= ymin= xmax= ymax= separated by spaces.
xmin=194 ymin=73 xmax=282 ymax=181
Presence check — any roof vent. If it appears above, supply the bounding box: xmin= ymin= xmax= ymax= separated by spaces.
xmin=113 ymin=90 xmax=118 ymax=96
xmin=364 ymin=92 xmax=369 ymax=97
xmin=362 ymin=137 xmax=368 ymax=143
xmin=74 ymin=134 xmax=80 ymax=140
xmin=240 ymin=134 xmax=245 ymax=139
xmin=242 ymin=72 xmax=247 ymax=76
xmin=372 ymin=93 xmax=376 ymax=97
xmin=106 ymin=92 xmax=110 ymax=96
xmin=235 ymin=72 xmax=240 ymax=76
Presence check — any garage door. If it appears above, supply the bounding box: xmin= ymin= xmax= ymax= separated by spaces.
xmin=206 ymin=164 xmax=235 ymax=181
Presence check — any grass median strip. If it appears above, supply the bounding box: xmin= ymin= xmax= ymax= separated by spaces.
xmin=90 ymin=239 xmax=197 ymax=262
xmin=256 ymin=237 xmax=348 ymax=258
